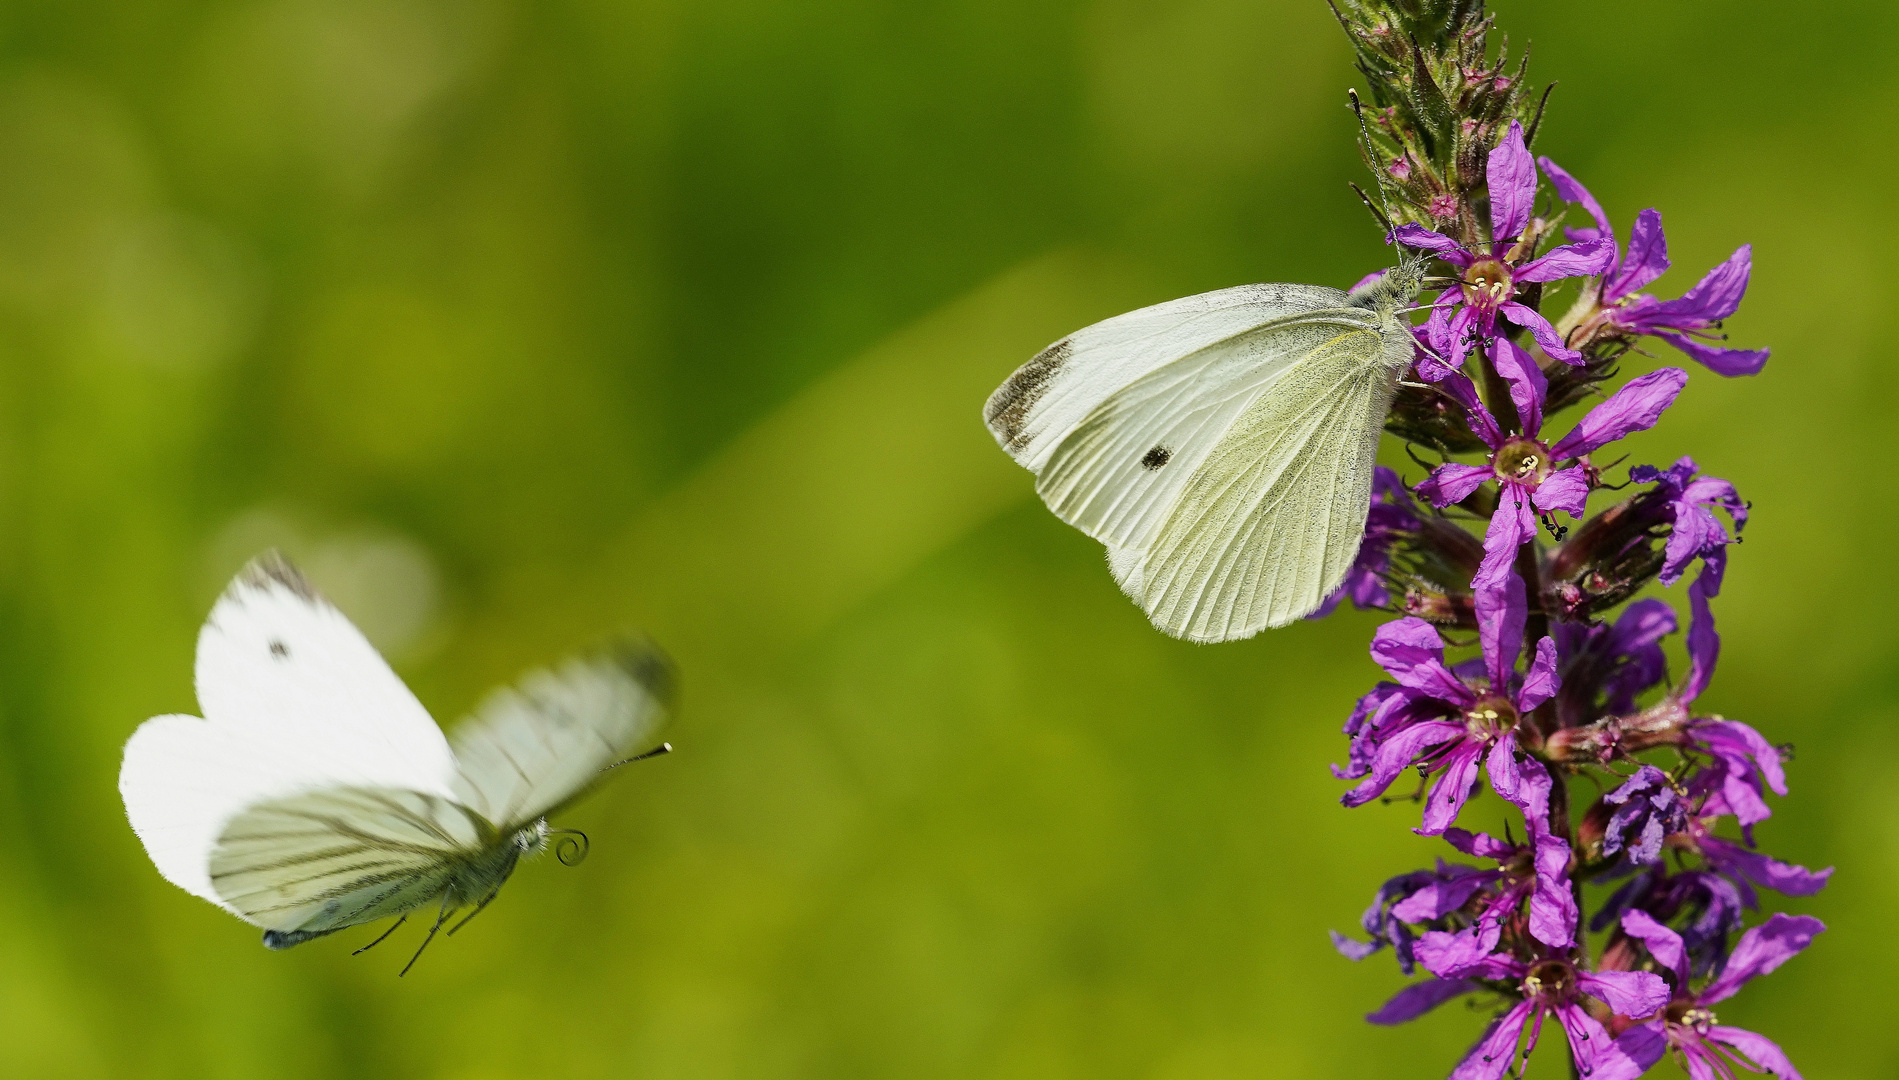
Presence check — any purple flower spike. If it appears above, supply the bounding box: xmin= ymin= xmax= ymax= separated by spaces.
xmin=1614 ymin=913 xmax=1824 ymax=1080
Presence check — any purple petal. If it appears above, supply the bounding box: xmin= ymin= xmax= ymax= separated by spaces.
xmin=1604 ymin=208 xmax=1669 ymax=302
xmin=1474 ymin=487 xmax=1536 ymax=592
xmin=1699 ymin=913 xmax=1825 ymax=1005
xmin=1370 ymin=617 xmax=1474 ymax=702
xmin=1477 ymin=565 xmax=1527 ymax=686
xmin=1367 ymin=978 xmax=1483 ymax=1025
xmin=1516 ymin=637 xmax=1560 ymax=713
xmin=1548 ymin=367 xmax=1688 ymax=460
xmin=1682 ymin=551 xmax=1723 ymax=701
xmin=1536 ymin=156 xmax=1610 ymax=242
xmin=1392 ymin=223 xmax=1475 ymax=265
xmin=1329 ymin=928 xmax=1382 ymax=961
xmin=1341 ymin=721 xmax=1467 ymax=808
xmin=1415 ymin=462 xmax=1494 ymax=509
xmin=1443 ymin=827 xmax=1517 ymax=861
xmin=1447 ymin=303 xmax=1480 ymax=369
xmin=1514 ymin=236 xmax=1616 ymax=283
xmin=1596 ymin=1022 xmax=1669 ymax=1080
xmin=1555 ymin=1003 xmax=1618 ymax=1078
xmin=1498 ymin=302 xmax=1583 ymax=365
xmin=1391 ymin=873 xmax=1497 ymax=923
xmin=1700 ymin=718 xmax=1786 ymax=796
xmin=1450 ymin=1002 xmax=1531 ymax=1080
xmin=1648 ymin=245 xmax=1753 ymax=324
xmin=1437 ymin=370 xmax=1503 ymax=447
xmin=1577 ymin=969 xmax=1669 ymax=1019
xmin=1484 ymin=730 xmax=1523 ymax=807
xmin=1350 ymin=269 xmax=1386 ymax=292
xmin=1416 ymin=920 xmax=1504 ymax=980
xmin=1652 ymin=330 xmax=1771 ymax=377
xmin=1620 ymin=908 xmax=1690 ymax=986
xmin=1707 ymin=1027 xmax=1803 ymax=1080
xmin=1487 ymin=336 xmax=1546 ymax=435
xmin=1486 ymin=121 xmax=1535 ymax=242
xmin=1417 ymin=742 xmax=1485 ymax=835
xmin=1510 ymin=754 xmax=1553 ymax=829
xmin=1700 ymin=836 xmax=1834 ymax=898
xmin=1528 ymin=832 xmax=1578 ymax=947
xmin=1532 ymin=466 xmax=1590 ymax=518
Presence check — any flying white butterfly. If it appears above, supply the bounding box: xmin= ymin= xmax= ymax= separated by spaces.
xmin=984 ymin=257 xmax=1426 ymax=643
xmin=119 ymin=552 xmax=674 ymax=973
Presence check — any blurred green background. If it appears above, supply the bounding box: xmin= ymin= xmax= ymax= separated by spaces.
xmin=0 ymin=0 xmax=1882 ymax=1077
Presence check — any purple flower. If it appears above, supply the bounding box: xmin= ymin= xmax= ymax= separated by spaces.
xmin=1541 ymin=157 xmax=1770 ymax=376
xmin=1336 ymin=602 xmax=1560 ymax=838
xmin=1628 ymin=457 xmax=1748 ymax=587
xmin=1413 ymin=348 xmax=1687 ymax=590
xmin=1615 ymin=911 xmax=1823 ymax=1079
xmin=1393 ymin=122 xmax=1615 ymax=371
xmin=1552 ymin=598 xmax=1676 ymax=728
xmin=1426 ymin=950 xmax=1667 ymax=1080
xmin=1330 ymin=862 xmax=1491 ymax=975
xmin=1408 ymin=826 xmax=1579 ymax=966
xmin=1594 ymin=867 xmax=1749 ymax=978
xmin=1599 ymin=765 xmax=1690 ymax=866
xmin=1311 ymin=467 xmax=1420 ymax=617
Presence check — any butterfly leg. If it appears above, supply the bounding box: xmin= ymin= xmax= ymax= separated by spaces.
xmin=398 ymin=886 xmax=458 ymax=977
xmin=352 ymin=914 xmax=409 ymax=956
xmin=446 ymin=885 xmax=503 ymax=938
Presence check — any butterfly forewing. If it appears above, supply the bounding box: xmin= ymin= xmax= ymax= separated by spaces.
xmin=208 ymin=787 xmax=482 ymax=936
xmin=1116 ymin=344 xmax=1394 ymax=641
xmin=448 ymin=644 xmax=674 ymax=831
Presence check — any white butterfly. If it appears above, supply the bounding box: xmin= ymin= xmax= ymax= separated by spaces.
xmin=984 ymin=260 xmax=1425 ymax=643
xmin=119 ymin=552 xmax=674 ymax=972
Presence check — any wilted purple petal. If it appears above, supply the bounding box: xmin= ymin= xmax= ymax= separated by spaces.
xmin=1652 ymin=330 xmax=1771 ymax=377
xmin=1577 ymin=968 xmax=1669 ymax=1020
xmin=1418 ymin=741 xmax=1485 ymax=835
xmin=1605 ymin=208 xmax=1670 ymax=302
xmin=1486 ymin=121 xmax=1535 ymax=242
xmin=1647 ymin=245 xmax=1753 ymax=324
xmin=1367 ymin=978 xmax=1483 ymax=1025
xmin=1514 ymin=236 xmax=1616 ymax=283
xmin=1488 ymin=336 xmax=1546 ymax=435
xmin=1532 ymin=466 xmax=1590 ymax=518
xmin=1341 ymin=721 xmax=1467 ymax=808
xmin=1699 ymin=913 xmax=1824 ymax=1005
xmin=1548 ymin=367 xmax=1688 ymax=459
xmin=1517 ymin=637 xmax=1560 ymax=713
xmin=1329 ymin=928 xmax=1382 ymax=960
xmin=1392 ymin=224 xmax=1476 ymax=264
xmin=1499 ymin=301 xmax=1583 ymax=365
xmin=1619 ymin=909 xmax=1690 ymax=986
xmin=1707 ymin=1027 xmax=1803 ymax=1080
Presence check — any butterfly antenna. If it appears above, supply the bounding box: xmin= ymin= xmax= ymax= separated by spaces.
xmin=399 ymin=887 xmax=459 ymax=977
xmin=1347 ymin=88 xmax=1402 ymax=249
xmin=604 ymin=742 xmax=673 ymax=772
xmin=446 ymin=885 xmax=504 ymax=937
xmin=352 ymin=914 xmax=408 ymax=956
xmin=548 ymin=828 xmax=591 ymax=867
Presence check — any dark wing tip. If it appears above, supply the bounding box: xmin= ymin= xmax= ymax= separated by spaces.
xmin=983 ymin=336 xmax=1071 ymax=451
xmin=233 ymin=549 xmax=321 ymax=603
xmin=601 ymin=636 xmax=678 ymax=708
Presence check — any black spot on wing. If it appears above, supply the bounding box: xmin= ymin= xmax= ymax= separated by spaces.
xmin=984 ymin=337 xmax=1071 ymax=451
xmin=1140 ymin=445 xmax=1172 ymax=470
xmin=269 ymin=639 xmax=290 ymax=659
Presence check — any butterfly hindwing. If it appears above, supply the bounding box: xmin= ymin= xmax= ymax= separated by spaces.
xmin=208 ymin=786 xmax=484 ymax=937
